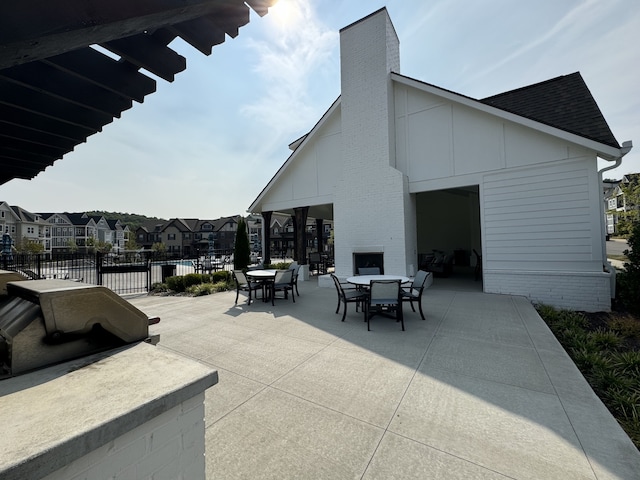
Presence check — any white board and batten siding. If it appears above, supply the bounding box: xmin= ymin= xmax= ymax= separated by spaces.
xmin=482 ymin=160 xmax=611 ymax=312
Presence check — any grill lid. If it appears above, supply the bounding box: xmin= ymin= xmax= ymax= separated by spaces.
xmin=0 ymin=279 xmax=157 ymax=378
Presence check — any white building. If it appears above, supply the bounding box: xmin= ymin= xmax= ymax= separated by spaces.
xmin=249 ymin=8 xmax=632 ymax=312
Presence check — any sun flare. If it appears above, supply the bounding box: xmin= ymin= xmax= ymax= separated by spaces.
xmin=269 ymin=0 xmax=297 ymax=27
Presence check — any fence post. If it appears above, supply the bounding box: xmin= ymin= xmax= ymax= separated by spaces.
xmin=96 ymin=251 xmax=103 ymax=285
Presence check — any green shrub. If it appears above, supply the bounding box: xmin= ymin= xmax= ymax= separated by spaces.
xmin=610 ymin=351 xmax=640 ymax=378
xmin=165 ymin=273 xmax=233 ymax=294
xmin=150 ymin=282 xmax=169 ymax=293
xmin=588 ymin=366 xmax=633 ymax=393
xmin=211 ymin=270 xmax=231 ymax=283
xmin=184 ymin=273 xmax=206 ymax=288
xmin=265 ymin=262 xmax=291 ymax=270
xmin=609 ymin=315 xmax=640 ymax=338
xmin=616 ymin=221 xmax=640 ymax=314
xmin=187 ymin=283 xmax=215 ymax=296
xmin=186 ymin=280 xmax=232 ymax=296
xmin=571 ymin=348 xmax=609 ymax=373
xmin=587 ymin=328 xmax=623 ymax=350
xmin=537 ymin=303 xmax=640 ymax=450
xmin=165 ymin=275 xmax=186 ymax=292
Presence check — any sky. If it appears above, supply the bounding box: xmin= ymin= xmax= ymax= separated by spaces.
xmin=2 ymin=0 xmax=639 ymax=220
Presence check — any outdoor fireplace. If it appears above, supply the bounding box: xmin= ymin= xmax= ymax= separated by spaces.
xmin=353 ymin=252 xmax=384 ymax=275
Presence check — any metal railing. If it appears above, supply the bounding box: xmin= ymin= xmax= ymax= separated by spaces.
xmin=0 ymin=250 xmax=236 ymax=295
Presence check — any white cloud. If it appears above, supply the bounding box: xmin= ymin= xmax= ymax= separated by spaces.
xmin=240 ymin=0 xmax=339 ymax=133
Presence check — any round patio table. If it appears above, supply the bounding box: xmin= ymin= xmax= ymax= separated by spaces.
xmin=346 ymin=274 xmax=411 ymax=286
xmin=246 ymin=269 xmax=278 ymax=302
xmin=245 ymin=269 xmax=277 ymax=279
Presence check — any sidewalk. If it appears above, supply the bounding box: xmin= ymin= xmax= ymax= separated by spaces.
xmin=130 ymin=279 xmax=640 ymax=479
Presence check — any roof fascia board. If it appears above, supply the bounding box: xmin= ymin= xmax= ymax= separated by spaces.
xmin=248 ymin=96 xmax=341 ymax=213
xmin=391 ymin=73 xmax=622 ymax=161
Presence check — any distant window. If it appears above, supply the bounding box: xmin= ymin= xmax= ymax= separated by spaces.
xmin=168 ymin=233 xmax=176 ymax=240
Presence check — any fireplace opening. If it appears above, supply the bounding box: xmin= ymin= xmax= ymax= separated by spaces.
xmin=353 ymin=252 xmax=384 ymax=275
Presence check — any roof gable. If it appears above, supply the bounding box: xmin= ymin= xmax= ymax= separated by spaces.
xmin=481 ymin=72 xmax=619 ymax=149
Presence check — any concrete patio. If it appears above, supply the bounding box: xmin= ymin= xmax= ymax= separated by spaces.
xmin=129 ymin=276 xmax=640 ymax=479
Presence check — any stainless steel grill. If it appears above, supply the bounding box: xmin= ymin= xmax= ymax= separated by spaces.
xmin=0 ymin=279 xmax=159 ymax=378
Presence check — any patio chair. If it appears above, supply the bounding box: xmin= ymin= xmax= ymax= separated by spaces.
xmin=401 ymin=270 xmax=430 ymax=320
xmin=309 ymin=252 xmax=325 ymax=275
xmin=288 ymin=262 xmax=300 ymax=296
xmin=331 ymin=273 xmax=368 ymax=322
xmin=365 ymin=279 xmax=404 ymax=331
xmin=271 ymin=269 xmax=295 ymax=305
xmin=232 ymin=270 xmax=261 ymax=305
xmin=358 ymin=267 xmax=380 ymax=275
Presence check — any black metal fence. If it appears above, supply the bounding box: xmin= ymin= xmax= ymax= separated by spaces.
xmin=0 ymin=250 xmax=234 ymax=295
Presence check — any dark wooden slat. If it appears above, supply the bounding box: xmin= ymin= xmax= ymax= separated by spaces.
xmin=102 ymin=33 xmax=186 ymax=82
xmin=0 ymin=78 xmax=111 ymax=130
xmin=0 ymin=0 xmax=249 ymax=68
xmin=208 ymin=3 xmax=250 ymax=38
xmin=0 ymin=61 xmax=132 ymax=117
xmin=0 ymin=121 xmax=77 ymax=150
xmin=170 ymin=17 xmax=226 ymax=55
xmin=0 ymin=136 xmax=69 ymax=158
xmin=245 ymin=0 xmax=278 ymax=17
xmin=44 ymin=48 xmax=156 ymax=103
xmin=0 ymin=104 xmax=92 ymax=142
xmin=0 ymin=149 xmax=58 ymax=168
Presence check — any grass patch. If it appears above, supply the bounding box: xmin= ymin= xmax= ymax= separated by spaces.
xmin=537 ymin=304 xmax=640 ymax=451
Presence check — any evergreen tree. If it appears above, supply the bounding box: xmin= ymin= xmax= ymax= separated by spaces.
xmin=234 ymin=217 xmax=251 ymax=270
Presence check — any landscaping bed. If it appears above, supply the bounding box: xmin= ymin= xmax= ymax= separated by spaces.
xmin=537 ymin=303 xmax=640 ymax=450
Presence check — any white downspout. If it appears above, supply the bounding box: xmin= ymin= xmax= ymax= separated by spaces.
xmin=598 ymin=140 xmax=633 ymax=299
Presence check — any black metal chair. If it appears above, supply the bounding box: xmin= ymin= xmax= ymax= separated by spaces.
xmin=288 ymin=262 xmax=300 ymax=296
xmin=401 ymin=270 xmax=430 ymax=320
xmin=366 ymin=279 xmax=404 ymax=331
xmin=232 ymin=270 xmax=262 ymax=305
xmin=331 ymin=273 xmax=368 ymax=322
xmin=271 ymin=269 xmax=295 ymax=305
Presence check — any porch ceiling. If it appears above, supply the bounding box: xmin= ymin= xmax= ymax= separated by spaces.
xmin=0 ymin=0 xmax=275 ymax=185
xmin=268 ymin=203 xmax=334 ymax=221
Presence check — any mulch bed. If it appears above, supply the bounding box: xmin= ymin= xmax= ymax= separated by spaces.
xmin=579 ymin=301 xmax=640 ymax=351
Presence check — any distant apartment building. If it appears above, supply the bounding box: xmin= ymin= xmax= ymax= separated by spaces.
xmin=603 ymin=173 xmax=639 ymax=235
xmin=0 ymin=202 xmax=51 ymax=253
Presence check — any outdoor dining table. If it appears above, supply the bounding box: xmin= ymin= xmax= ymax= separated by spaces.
xmin=246 ymin=269 xmax=278 ymax=302
xmin=346 ymin=274 xmax=411 ymax=287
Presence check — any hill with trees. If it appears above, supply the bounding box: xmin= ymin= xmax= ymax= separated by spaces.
xmin=85 ymin=211 xmax=166 ymax=231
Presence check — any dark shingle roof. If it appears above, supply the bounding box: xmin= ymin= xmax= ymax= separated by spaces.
xmin=481 ymin=72 xmax=620 ymax=149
